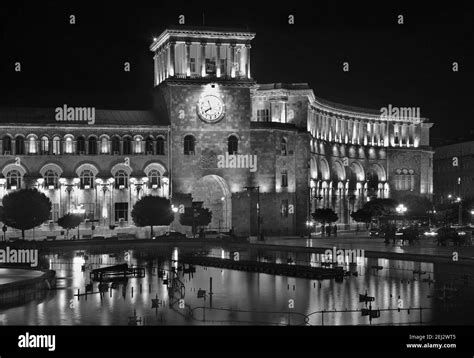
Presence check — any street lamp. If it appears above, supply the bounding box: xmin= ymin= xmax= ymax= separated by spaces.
xmin=244 ymin=186 xmax=261 ymax=240
xmin=396 ymin=204 xmax=407 ymax=227
xmin=306 ymin=220 xmax=314 ymax=239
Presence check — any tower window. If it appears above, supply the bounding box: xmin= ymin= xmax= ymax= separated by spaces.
xmin=281 ymin=199 xmax=289 ymax=217
xmin=281 ymin=138 xmax=287 ymax=156
xmin=281 ymin=170 xmax=288 ymax=188
xmin=228 ymin=135 xmax=238 ymax=154
xmin=184 ymin=135 xmax=195 ymax=155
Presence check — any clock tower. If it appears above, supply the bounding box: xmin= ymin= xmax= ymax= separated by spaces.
xmin=150 ymin=26 xmax=256 ymax=235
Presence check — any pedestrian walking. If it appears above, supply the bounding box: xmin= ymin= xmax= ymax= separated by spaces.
xmin=333 ymin=224 xmax=338 ymax=237
xmin=326 ymin=225 xmax=331 ymax=237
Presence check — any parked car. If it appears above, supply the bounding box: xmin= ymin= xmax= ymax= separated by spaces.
xmin=369 ymin=228 xmax=384 ymax=239
xmin=203 ymin=230 xmax=231 ymax=240
xmin=154 ymin=231 xmax=187 ymax=240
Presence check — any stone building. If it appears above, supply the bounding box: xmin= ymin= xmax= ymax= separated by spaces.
xmin=0 ymin=26 xmax=434 ymax=238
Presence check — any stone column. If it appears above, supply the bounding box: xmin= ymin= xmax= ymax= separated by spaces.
xmin=216 ymin=43 xmax=221 ymax=78
xmin=154 ymin=52 xmax=159 ymax=85
xmin=245 ymin=44 xmax=251 ymax=79
xmin=185 ymin=42 xmax=191 ymax=77
xmin=163 ymin=45 xmax=168 ymax=79
xmin=169 ymin=41 xmax=176 ymax=77
xmin=200 ymin=42 xmax=206 ymax=77
xmin=230 ymin=43 xmax=236 ymax=78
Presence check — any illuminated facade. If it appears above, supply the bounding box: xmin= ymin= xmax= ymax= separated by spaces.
xmin=0 ymin=26 xmax=433 ymax=238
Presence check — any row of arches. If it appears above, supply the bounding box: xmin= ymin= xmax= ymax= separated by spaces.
xmin=309 ymin=157 xmax=387 ymax=183
xmin=1 ymin=134 xmax=167 ymax=156
xmin=0 ymin=161 xmax=168 ymax=192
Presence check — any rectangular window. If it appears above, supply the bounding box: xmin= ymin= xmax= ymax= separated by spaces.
xmin=114 ymin=202 xmax=128 ymax=222
xmin=281 ymin=170 xmax=288 ymax=188
xmin=190 ymin=58 xmax=196 ymax=73
xmin=257 ymin=109 xmax=269 ymax=122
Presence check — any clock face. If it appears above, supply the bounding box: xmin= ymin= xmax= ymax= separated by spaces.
xmin=197 ymin=95 xmax=225 ymax=123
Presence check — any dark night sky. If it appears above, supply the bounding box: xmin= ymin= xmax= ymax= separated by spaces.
xmin=0 ymin=1 xmax=472 ymax=144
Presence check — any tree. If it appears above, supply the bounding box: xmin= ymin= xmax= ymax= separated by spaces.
xmin=179 ymin=206 xmax=212 ymax=236
xmin=311 ymin=208 xmax=338 ymax=225
xmin=362 ymin=198 xmax=398 ymax=218
xmin=57 ymin=213 xmax=83 ymax=239
xmin=131 ymin=196 xmax=175 ymax=237
xmin=2 ymin=188 xmax=51 ymax=240
xmin=351 ymin=208 xmax=372 ymax=229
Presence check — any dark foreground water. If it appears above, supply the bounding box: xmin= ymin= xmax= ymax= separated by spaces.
xmin=0 ymin=246 xmax=473 ymax=325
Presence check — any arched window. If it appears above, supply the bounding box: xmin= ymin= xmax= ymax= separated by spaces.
xmin=64 ymin=137 xmax=73 ymax=154
xmin=80 ymin=169 xmax=94 ymax=189
xmin=88 ymin=137 xmax=97 ymax=155
xmin=134 ymin=137 xmax=142 ymax=154
xmin=111 ymin=137 xmax=120 ymax=154
xmin=148 ymin=170 xmax=161 ymax=189
xmin=52 ymin=137 xmax=61 ymax=155
xmin=281 ymin=138 xmax=287 ymax=156
xmin=6 ymin=170 xmax=21 ymax=190
xmin=44 ymin=170 xmax=59 ymax=189
xmin=2 ymin=136 xmax=12 ymax=154
xmin=394 ymin=168 xmax=415 ymax=191
xmin=100 ymin=137 xmax=109 ymax=154
xmin=123 ymin=137 xmax=132 ymax=155
xmin=28 ymin=137 xmax=37 ymax=154
xmin=184 ymin=135 xmax=195 ymax=155
xmin=228 ymin=135 xmax=238 ymax=154
xmin=15 ymin=136 xmax=25 ymax=155
xmin=145 ymin=137 xmax=154 ymax=154
xmin=156 ymin=137 xmax=165 ymax=155
xmin=114 ymin=170 xmax=128 ymax=189
xmin=77 ymin=136 xmax=86 ymax=154
xmin=41 ymin=136 xmax=49 ymax=154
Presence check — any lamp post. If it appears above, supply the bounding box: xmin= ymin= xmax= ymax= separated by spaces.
xmin=456 ymin=197 xmax=462 ymax=226
xmin=244 ymin=186 xmax=260 ymax=239
xmin=95 ymin=178 xmax=112 ymax=227
xmin=396 ymin=204 xmax=407 ymax=227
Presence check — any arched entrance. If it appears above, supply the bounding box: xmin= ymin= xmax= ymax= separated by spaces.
xmin=191 ymin=175 xmax=232 ymax=232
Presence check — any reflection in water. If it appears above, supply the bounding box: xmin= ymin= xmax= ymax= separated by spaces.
xmin=0 ymin=246 xmax=473 ymax=325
